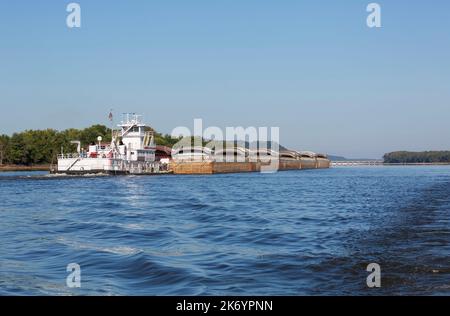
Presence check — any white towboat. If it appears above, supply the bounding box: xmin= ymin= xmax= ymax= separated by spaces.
xmin=55 ymin=113 xmax=165 ymax=175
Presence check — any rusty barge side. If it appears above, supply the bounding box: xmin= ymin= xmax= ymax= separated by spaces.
xmin=170 ymin=157 xmax=331 ymax=175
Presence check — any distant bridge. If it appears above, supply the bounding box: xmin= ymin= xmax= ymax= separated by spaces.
xmin=331 ymin=160 xmax=384 ymax=166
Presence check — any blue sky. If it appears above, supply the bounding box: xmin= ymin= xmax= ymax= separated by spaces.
xmin=0 ymin=0 xmax=449 ymax=158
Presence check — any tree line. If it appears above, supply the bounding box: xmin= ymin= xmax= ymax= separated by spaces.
xmin=383 ymin=151 xmax=450 ymax=163
xmin=0 ymin=124 xmax=288 ymax=166
xmin=0 ymin=125 xmax=179 ymax=166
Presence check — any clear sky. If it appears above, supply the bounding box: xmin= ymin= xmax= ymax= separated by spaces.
xmin=1 ymin=0 xmax=449 ymax=158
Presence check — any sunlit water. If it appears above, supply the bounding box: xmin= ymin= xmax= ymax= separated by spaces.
xmin=0 ymin=166 xmax=449 ymax=295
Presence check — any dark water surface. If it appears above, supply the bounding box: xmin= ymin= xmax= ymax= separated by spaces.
xmin=1 ymin=167 xmax=449 ymax=295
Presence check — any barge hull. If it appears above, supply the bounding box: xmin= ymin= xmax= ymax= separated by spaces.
xmin=171 ymin=158 xmax=330 ymax=175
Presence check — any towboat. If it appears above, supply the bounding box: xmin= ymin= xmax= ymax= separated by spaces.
xmin=54 ymin=113 xmax=167 ymax=175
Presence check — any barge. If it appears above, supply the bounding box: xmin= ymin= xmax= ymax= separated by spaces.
xmin=170 ymin=149 xmax=330 ymax=174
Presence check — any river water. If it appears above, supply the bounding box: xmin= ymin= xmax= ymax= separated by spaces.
xmin=0 ymin=166 xmax=449 ymax=295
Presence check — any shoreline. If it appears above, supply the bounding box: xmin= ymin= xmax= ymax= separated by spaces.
xmin=332 ymin=162 xmax=450 ymax=166
xmin=383 ymin=162 xmax=450 ymax=165
xmin=0 ymin=165 xmax=50 ymax=172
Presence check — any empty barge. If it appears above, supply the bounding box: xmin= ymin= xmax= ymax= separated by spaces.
xmin=170 ymin=147 xmax=330 ymax=174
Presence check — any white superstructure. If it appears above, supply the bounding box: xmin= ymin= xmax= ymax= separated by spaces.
xmin=56 ymin=113 xmax=159 ymax=174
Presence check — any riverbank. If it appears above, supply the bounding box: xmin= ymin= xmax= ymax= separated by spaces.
xmin=0 ymin=164 xmax=50 ymax=172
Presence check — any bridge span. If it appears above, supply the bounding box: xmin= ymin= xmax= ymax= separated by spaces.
xmin=331 ymin=160 xmax=384 ymax=166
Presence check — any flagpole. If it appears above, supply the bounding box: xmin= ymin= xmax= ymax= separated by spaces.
xmin=109 ymin=109 xmax=114 ymax=143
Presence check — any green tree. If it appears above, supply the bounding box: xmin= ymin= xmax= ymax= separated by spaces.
xmin=2 ymin=124 xmax=189 ymax=165
xmin=384 ymin=151 xmax=450 ymax=163
xmin=79 ymin=124 xmax=112 ymax=146
xmin=0 ymin=134 xmax=10 ymax=165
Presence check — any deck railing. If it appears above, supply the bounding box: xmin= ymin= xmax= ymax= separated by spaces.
xmin=58 ymin=153 xmax=82 ymax=159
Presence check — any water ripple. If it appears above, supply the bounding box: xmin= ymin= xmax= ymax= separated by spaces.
xmin=1 ymin=166 xmax=450 ymax=295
